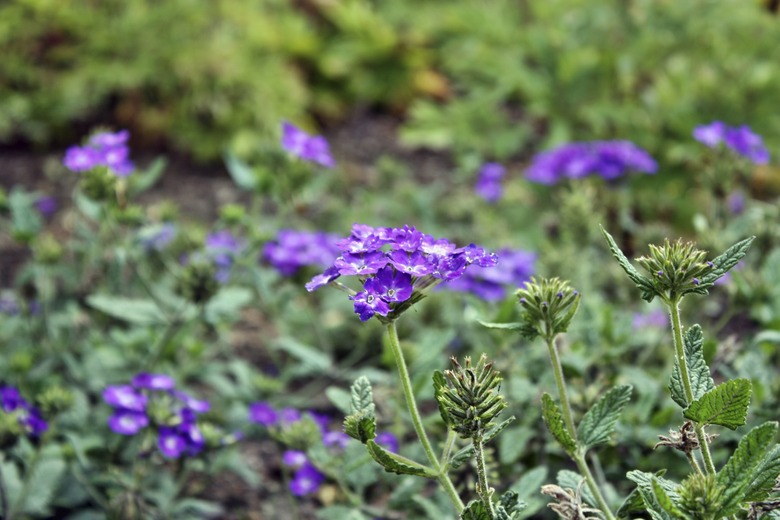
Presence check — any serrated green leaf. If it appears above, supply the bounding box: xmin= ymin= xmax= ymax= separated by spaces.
xmin=86 ymin=295 xmax=171 ymax=325
xmin=349 ymin=376 xmax=375 ymax=417
xmin=433 ymin=370 xmax=451 ymax=426
xmin=651 ymin=478 xmax=684 ymax=517
xmin=683 ymin=378 xmax=752 ymax=430
xmin=626 ymin=471 xmax=681 ymax=520
xmin=15 ymin=457 xmax=66 ymax=515
xmin=744 ymin=445 xmax=780 ymax=503
xmin=484 ymin=416 xmax=516 ymax=445
xmin=497 ymin=490 xmax=527 ymax=519
xmin=718 ymin=421 xmax=779 ymax=512
xmin=698 ymin=236 xmax=755 ymax=288
xmin=461 ymin=499 xmax=491 ymax=520
xmin=618 ymin=470 xmax=669 ymax=517
xmin=669 ymin=325 xmax=714 ymax=408
xmin=600 ymin=226 xmax=656 ymax=302
xmin=449 ymin=444 xmax=474 ymax=470
xmin=637 ymin=485 xmax=675 ymax=520
xmin=541 ymin=393 xmax=577 ymax=454
xmin=577 ymin=385 xmax=632 ymax=451
xmin=365 ymin=440 xmax=435 ymax=478
xmin=343 ymin=414 xmax=376 ymax=443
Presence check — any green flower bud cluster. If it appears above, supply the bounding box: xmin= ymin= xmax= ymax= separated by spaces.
xmin=635 ymin=239 xmax=712 ymax=298
xmin=515 ymin=277 xmax=580 ymax=342
xmin=678 ymin=473 xmax=725 ymax=520
xmin=33 ymin=233 xmax=64 ymax=265
xmin=175 ymin=261 xmax=219 ymax=304
xmin=81 ymin=166 xmax=117 ymax=202
xmin=36 ymin=386 xmax=74 ymax=415
xmin=435 ymin=354 xmax=507 ymax=439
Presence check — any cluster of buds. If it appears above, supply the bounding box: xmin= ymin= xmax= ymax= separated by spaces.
xmin=435 ymin=354 xmax=507 ymax=439
xmin=515 ymin=277 xmax=581 ymax=342
xmin=635 ymin=239 xmax=713 ymax=298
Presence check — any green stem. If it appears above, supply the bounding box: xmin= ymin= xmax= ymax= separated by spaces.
xmin=440 ymin=428 xmax=458 ymax=468
xmin=0 ymin=455 xmax=11 ymax=520
xmin=385 ymin=322 xmax=464 ymax=513
xmin=473 ymin=435 xmax=496 ymax=518
xmin=669 ymin=297 xmax=717 ymax=475
xmin=545 ymin=335 xmax=616 ymax=520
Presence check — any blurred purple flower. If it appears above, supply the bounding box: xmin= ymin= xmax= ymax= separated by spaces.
xmin=63 ymin=130 xmax=135 ymax=176
xmin=103 ymin=385 xmax=148 ymax=412
xmin=279 ymin=407 xmax=302 ymax=424
xmin=727 ymin=191 xmax=746 ymax=215
xmin=283 ymin=450 xmax=309 ymax=468
xmin=443 ymin=248 xmax=536 ymax=301
xmin=525 ymin=141 xmax=657 ymax=184
xmin=158 ymin=427 xmax=187 ymax=458
xmin=375 ymin=432 xmax=399 ymax=453
xmin=474 ymin=163 xmax=506 ymax=203
xmin=693 ymin=122 xmax=770 ymax=164
xmin=35 ymin=196 xmax=58 ymax=218
xmin=289 ymin=462 xmax=326 ymax=496
xmin=132 ymin=373 xmax=176 ymax=391
xmin=281 ymin=122 xmax=335 ymax=168
xmin=322 ymin=431 xmax=351 ymax=449
xmin=108 ymin=410 xmax=150 ymax=435
xmin=248 ymin=402 xmax=278 ymax=427
xmin=631 ymin=308 xmax=668 ymax=330
xmin=263 ymin=230 xmax=341 ymax=276
xmin=139 ymin=223 xmax=177 ymax=251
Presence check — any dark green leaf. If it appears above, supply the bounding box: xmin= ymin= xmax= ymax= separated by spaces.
xmin=460 ymin=499 xmax=491 ymax=520
xmin=627 ymin=471 xmax=680 ymax=520
xmin=577 ymin=385 xmax=632 ymax=451
xmin=343 ymin=414 xmax=376 ymax=443
xmin=86 ymin=295 xmax=170 ymax=325
xmin=600 ymin=226 xmax=656 ymax=302
xmin=683 ymin=378 xmax=752 ymax=430
xmin=496 ymin=490 xmax=527 ymax=519
xmin=541 ymin=393 xmax=577 ymax=454
xmin=433 ymin=370 xmax=451 ymax=426
xmin=484 ymin=416 xmax=516 ymax=445
xmin=449 ymin=444 xmax=474 ymax=470
xmin=718 ymin=422 xmax=779 ymax=512
xmin=669 ymin=325 xmax=714 ymax=408
xmin=744 ymin=445 xmax=780 ymax=503
xmin=698 ymin=236 xmax=755 ymax=288
xmin=618 ymin=470 xmax=670 ymax=517
xmin=365 ymin=440 xmax=435 ymax=478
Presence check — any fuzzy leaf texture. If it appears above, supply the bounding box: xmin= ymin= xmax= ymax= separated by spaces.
xmin=683 ymin=378 xmax=752 ymax=430
xmin=717 ymin=422 xmax=779 ymax=514
xmin=627 ymin=471 xmax=681 ymax=520
xmin=577 ymin=384 xmax=632 ymax=452
xmin=600 ymin=226 xmax=656 ymax=302
xmin=460 ymin=499 xmax=490 ymax=520
xmin=669 ymin=325 xmax=714 ymax=408
xmin=496 ymin=490 xmax=526 ymax=519
xmin=697 ymin=235 xmax=755 ymax=290
xmin=349 ymin=376 xmax=376 ymax=417
xmin=432 ymin=370 xmax=451 ymax=427
xmin=541 ymin=393 xmax=577 ymax=454
xmin=343 ymin=414 xmax=376 ymax=443
xmin=447 ymin=416 xmax=516 ymax=470
xmin=365 ymin=440 xmax=434 ymax=478
xmin=618 ymin=470 xmax=671 ymax=517
xmin=743 ymin=445 xmax=780 ymax=503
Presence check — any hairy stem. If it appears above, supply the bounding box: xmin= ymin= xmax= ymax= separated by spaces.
xmin=669 ymin=297 xmax=717 ymax=475
xmin=385 ymin=322 xmax=464 ymax=512
xmin=473 ymin=434 xmax=496 ymax=519
xmin=545 ymin=335 xmax=616 ymax=520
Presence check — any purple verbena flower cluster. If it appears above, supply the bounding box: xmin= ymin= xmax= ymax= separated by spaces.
xmin=525 ymin=140 xmax=657 ymax=184
xmin=281 ymin=122 xmax=335 ymax=168
xmin=693 ymin=122 xmax=770 ymax=164
xmin=104 ymin=373 xmax=212 ymax=459
xmin=305 ymin=224 xmax=498 ymax=321
xmin=63 ymin=130 xmax=135 ymax=176
xmin=474 ymin=163 xmax=506 ymax=203
xmin=1 ymin=385 xmax=48 ymax=437
xmin=249 ymin=401 xmax=399 ymax=496
xmin=262 ymin=229 xmax=341 ymax=276
xmin=443 ymin=248 xmax=536 ymax=301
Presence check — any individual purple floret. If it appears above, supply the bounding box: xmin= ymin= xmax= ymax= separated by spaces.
xmin=443 ymin=249 xmax=536 ymax=302
xmin=103 ymin=385 xmax=148 ymax=412
xmin=281 ymin=122 xmax=336 ymax=168
xmin=525 ymin=140 xmax=657 ymax=184
xmin=631 ymin=308 xmax=668 ymax=330
xmin=307 ymin=224 xmax=497 ymax=321
xmin=132 ymin=373 xmax=176 ymax=391
xmin=35 ymin=196 xmax=58 ymax=218
xmin=474 ymin=163 xmax=506 ymax=203
xmin=263 ymin=230 xmax=342 ymax=276
xmin=283 ymin=450 xmax=309 ymax=468
xmin=1 ymin=385 xmax=49 ymax=438
xmin=248 ymin=402 xmax=279 ymax=427
xmin=693 ymin=122 xmax=770 ymax=164
xmin=63 ymin=129 xmax=135 ymax=176
xmin=108 ymin=409 xmax=150 ymax=435
xmin=289 ymin=462 xmax=326 ymax=496
xmin=375 ymin=432 xmax=399 ymax=453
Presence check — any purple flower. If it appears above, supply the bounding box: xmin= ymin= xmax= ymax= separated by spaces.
xmin=322 ymin=430 xmax=351 ymax=449
xmin=131 ymin=373 xmax=176 ymax=391
xmin=1 ymin=386 xmax=25 ymax=412
xmin=63 ymin=130 xmax=135 ymax=176
xmin=248 ymin=402 xmax=278 ymax=427
xmin=108 ymin=410 xmax=149 ymax=435
xmin=307 ymin=411 xmax=331 ymax=432
xmin=526 ymin=141 xmax=657 ymax=184
xmin=139 ymin=223 xmax=177 ymax=251
xmin=103 ymin=385 xmax=148 ymax=412
xmin=631 ymin=308 xmax=668 ymax=329
xmin=283 ymin=450 xmax=308 ymax=468
xmin=281 ymin=122 xmax=335 ymax=168
xmin=307 ymin=224 xmax=497 ymax=321
xmin=35 ymin=196 xmax=58 ymax=218
xmin=280 ymin=407 xmax=302 ymax=424
xmin=0 ymin=296 xmax=19 ymax=316
xmin=289 ymin=462 xmax=326 ymax=496
xmin=727 ymin=191 xmax=746 ymax=215
xmin=694 ymin=122 xmax=770 ymax=164
xmin=443 ymin=249 xmax=535 ymax=301
xmin=173 ymin=390 xmax=211 ymax=413
xmin=158 ymin=427 xmax=187 ymax=458
xmin=474 ymin=163 xmax=505 ymax=203
xmin=0 ymin=386 xmax=49 ymax=438
xmin=263 ymin=230 xmax=341 ymax=276
xmin=375 ymin=432 xmax=399 ymax=453
xmin=21 ymin=409 xmax=49 ymax=436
